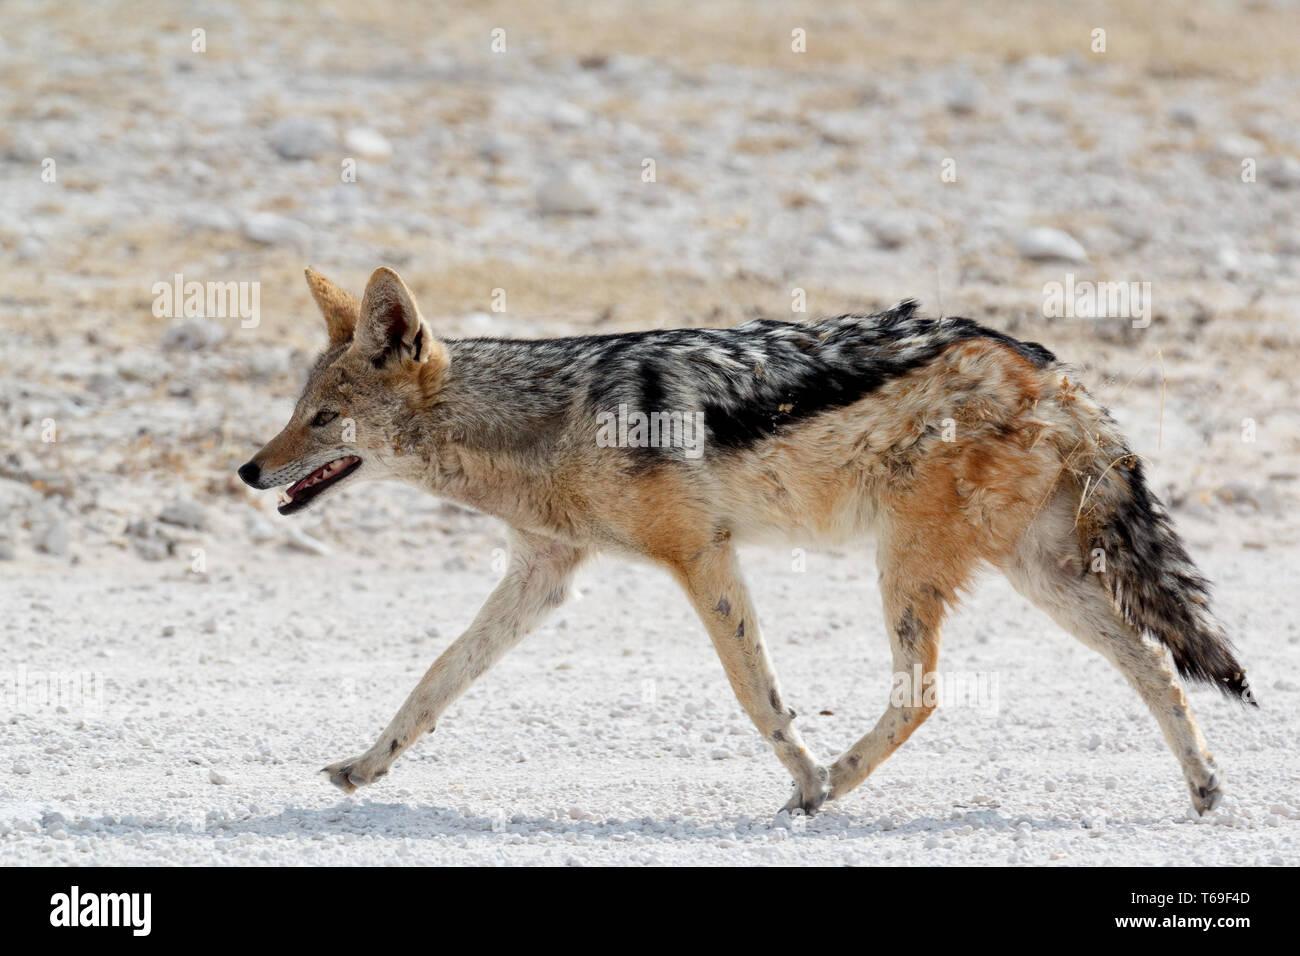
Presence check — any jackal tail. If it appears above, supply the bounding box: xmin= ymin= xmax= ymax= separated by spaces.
xmin=1052 ymin=380 xmax=1253 ymax=703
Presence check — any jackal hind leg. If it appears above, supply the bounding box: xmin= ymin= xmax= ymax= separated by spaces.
xmin=827 ymin=538 xmax=965 ymax=803
xmin=671 ymin=542 xmax=830 ymax=815
xmin=1000 ymin=493 xmax=1222 ymax=814
xmin=322 ymin=530 xmax=586 ymax=794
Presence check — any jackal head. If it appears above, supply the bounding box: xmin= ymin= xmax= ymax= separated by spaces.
xmin=237 ymin=267 xmax=448 ymax=515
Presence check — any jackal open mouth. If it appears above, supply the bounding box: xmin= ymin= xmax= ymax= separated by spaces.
xmin=278 ymin=456 xmax=361 ymax=515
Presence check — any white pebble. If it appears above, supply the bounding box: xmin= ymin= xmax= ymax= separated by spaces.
xmin=537 ymin=171 xmax=599 ymax=216
xmin=268 ymin=116 xmax=336 ymax=160
xmin=344 ymin=128 xmax=393 ymax=159
xmin=1016 ymin=227 xmax=1087 ymax=263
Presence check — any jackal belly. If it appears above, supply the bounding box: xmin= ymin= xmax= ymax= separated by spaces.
xmin=711 ymin=410 xmax=890 ymax=546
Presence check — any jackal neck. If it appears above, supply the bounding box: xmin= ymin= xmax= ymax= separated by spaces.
xmin=433 ymin=338 xmax=582 ymax=456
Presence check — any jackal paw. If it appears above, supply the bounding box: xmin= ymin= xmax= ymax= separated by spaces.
xmin=321 ymin=756 xmax=387 ymax=794
xmin=780 ymin=776 xmax=831 ymax=816
xmin=1190 ymin=772 xmax=1223 ymax=815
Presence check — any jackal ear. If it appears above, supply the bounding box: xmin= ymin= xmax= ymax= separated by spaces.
xmin=304 ymin=267 xmax=360 ymax=346
xmin=355 ymin=266 xmax=443 ymax=368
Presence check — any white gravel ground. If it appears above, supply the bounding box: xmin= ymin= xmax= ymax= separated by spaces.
xmin=3 ymin=0 xmax=1298 ymax=868
xmin=3 ymin=514 xmax=1296 ymax=866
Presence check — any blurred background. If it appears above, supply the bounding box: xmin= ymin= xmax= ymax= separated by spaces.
xmin=3 ymin=0 xmax=1300 ymax=868
xmin=2 ymin=0 xmax=1299 ymax=564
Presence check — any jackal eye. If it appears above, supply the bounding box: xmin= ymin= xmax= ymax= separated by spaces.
xmin=311 ymin=409 xmax=338 ymax=428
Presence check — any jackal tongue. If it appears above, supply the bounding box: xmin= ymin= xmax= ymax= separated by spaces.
xmin=284 ymin=456 xmax=359 ymax=500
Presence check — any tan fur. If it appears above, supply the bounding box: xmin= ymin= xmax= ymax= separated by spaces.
xmin=240 ymin=270 xmax=1239 ymax=817
xmin=304 ymin=268 xmax=359 ymax=347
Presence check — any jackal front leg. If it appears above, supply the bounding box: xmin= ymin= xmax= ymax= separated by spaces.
xmin=672 ymin=542 xmax=830 ymax=815
xmin=323 ymin=531 xmax=586 ymax=794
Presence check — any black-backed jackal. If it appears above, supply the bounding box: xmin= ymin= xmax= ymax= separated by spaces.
xmin=239 ymin=267 xmax=1253 ymax=816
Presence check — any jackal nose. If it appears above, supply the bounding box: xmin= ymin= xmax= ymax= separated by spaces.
xmin=237 ymin=461 xmax=261 ymax=487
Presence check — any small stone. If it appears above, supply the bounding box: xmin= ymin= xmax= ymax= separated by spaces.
xmin=181 ymin=206 xmax=239 ymax=233
xmin=822 ymin=220 xmax=865 ymax=246
xmin=546 ymin=102 xmax=588 ymax=129
xmin=945 ymin=82 xmax=979 ymax=115
xmin=87 ymin=372 xmax=124 ymax=396
xmin=159 ymin=499 xmax=207 ymax=531
xmin=161 ymin=318 xmax=228 ymax=351
xmin=127 ymin=518 xmax=174 ymax=561
xmin=537 ymin=170 xmax=599 ymax=216
xmin=1264 ymin=157 xmax=1300 ymax=189
xmin=241 ymin=212 xmax=313 ymax=247
xmin=284 ymin=526 xmax=331 ymax=556
xmin=16 ymin=236 xmax=46 ymax=262
xmin=1020 ymin=55 xmax=1069 ymax=78
xmin=1016 ymin=227 xmax=1087 ymax=263
xmin=1276 ymin=230 xmax=1300 ymax=256
xmin=344 ymin=127 xmax=392 ymax=159
xmin=1215 ymin=134 xmax=1263 ymax=158
xmin=33 ymin=518 xmax=68 ymax=556
xmin=209 ymin=769 xmax=231 ymax=785
xmin=246 ymin=515 xmax=277 ymax=543
xmin=478 ymin=134 xmax=518 ymax=164
xmin=131 ymin=536 xmax=170 ymax=561
xmin=869 ymin=213 xmax=916 ymax=249
xmin=268 ymin=116 xmax=336 ymax=160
